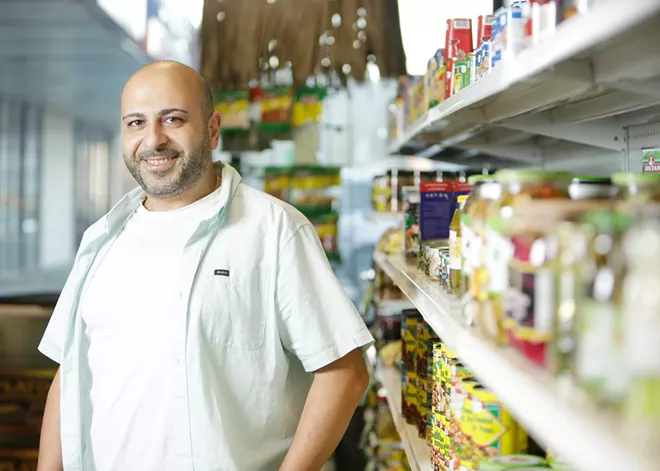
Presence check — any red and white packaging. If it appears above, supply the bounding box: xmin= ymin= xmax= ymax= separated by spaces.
xmin=445 ymin=18 xmax=474 ymax=60
xmin=524 ymin=0 xmax=557 ymax=48
xmin=477 ymin=15 xmax=496 ymax=46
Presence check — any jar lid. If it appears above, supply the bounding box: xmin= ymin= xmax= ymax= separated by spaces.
xmin=495 ymin=170 xmax=573 ymax=185
xmin=467 ymin=174 xmax=495 ymax=185
xmin=572 ymin=176 xmax=612 ymax=184
xmin=612 ymin=172 xmax=660 ymax=186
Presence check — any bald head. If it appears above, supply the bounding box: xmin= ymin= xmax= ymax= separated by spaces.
xmin=123 ymin=60 xmax=214 ymax=119
xmin=120 ymin=60 xmax=222 ymax=201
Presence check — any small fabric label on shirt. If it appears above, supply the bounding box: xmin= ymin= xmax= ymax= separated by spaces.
xmin=214 ymin=269 xmax=230 ymax=277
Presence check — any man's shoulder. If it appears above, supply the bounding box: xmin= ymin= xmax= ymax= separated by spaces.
xmin=234 ymin=183 xmax=311 ymax=235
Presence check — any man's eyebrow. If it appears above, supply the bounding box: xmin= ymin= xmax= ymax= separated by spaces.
xmin=121 ymin=108 xmax=189 ymax=121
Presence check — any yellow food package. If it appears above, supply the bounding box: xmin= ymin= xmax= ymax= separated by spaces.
xmin=459 ymin=381 xmax=479 ymax=469
xmin=402 ymin=314 xmax=419 ymax=425
xmin=470 ymin=386 xmax=527 ymax=467
xmin=431 ymin=342 xmax=448 ymax=470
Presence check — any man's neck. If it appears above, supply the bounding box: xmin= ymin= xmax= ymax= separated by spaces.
xmin=143 ymin=164 xmax=220 ymax=212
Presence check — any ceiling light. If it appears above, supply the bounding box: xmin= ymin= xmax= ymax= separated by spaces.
xmin=268 ymin=40 xmax=277 ymax=52
xmin=357 ymin=17 xmax=367 ymax=29
xmin=342 ymin=64 xmax=352 ymax=75
xmin=269 ymin=56 xmax=280 ymax=68
xmin=331 ymin=13 xmax=341 ymax=27
xmin=357 ymin=7 xmax=367 ymax=17
xmin=217 ymin=12 xmax=226 ymax=21
xmin=326 ymin=36 xmax=335 ymax=46
xmin=358 ymin=31 xmax=367 ymax=41
xmin=321 ymin=57 xmax=331 ymax=67
xmin=353 ymin=40 xmax=361 ymax=49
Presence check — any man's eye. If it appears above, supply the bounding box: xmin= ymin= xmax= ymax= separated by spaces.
xmin=165 ymin=116 xmax=183 ymax=124
xmin=128 ymin=120 xmax=143 ymax=127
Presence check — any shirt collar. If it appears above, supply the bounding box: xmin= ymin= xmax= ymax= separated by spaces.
xmin=105 ymin=161 xmax=242 ymax=234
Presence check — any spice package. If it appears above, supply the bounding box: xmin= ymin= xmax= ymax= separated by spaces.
xmin=214 ymin=90 xmax=250 ymax=130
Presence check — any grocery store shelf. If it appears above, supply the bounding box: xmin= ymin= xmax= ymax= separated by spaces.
xmin=375 ymin=365 xmax=432 ymax=471
xmin=374 ymin=251 xmax=660 ymax=471
xmin=391 ymin=0 xmax=660 ymax=162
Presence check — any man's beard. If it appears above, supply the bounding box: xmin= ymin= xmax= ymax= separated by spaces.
xmin=124 ymin=134 xmax=212 ymax=198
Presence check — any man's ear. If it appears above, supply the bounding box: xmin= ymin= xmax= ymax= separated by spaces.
xmin=208 ymin=112 xmax=222 ymax=150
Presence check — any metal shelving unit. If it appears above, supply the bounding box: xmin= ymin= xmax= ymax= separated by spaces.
xmin=391 ymin=0 xmax=660 ymax=174
xmin=375 ymin=365 xmax=432 ymax=471
xmin=374 ymin=251 xmax=660 ymax=471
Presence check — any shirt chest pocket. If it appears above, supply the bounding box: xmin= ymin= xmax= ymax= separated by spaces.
xmin=197 ymin=268 xmax=267 ymax=350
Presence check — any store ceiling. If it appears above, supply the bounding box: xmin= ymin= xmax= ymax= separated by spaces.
xmin=200 ymin=0 xmax=407 ymax=88
xmin=0 ymin=0 xmax=152 ymax=130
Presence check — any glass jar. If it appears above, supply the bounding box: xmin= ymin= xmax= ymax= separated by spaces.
xmin=574 ymin=210 xmax=630 ymax=408
xmin=506 ymin=199 xmax=614 ymax=367
xmin=612 ymin=172 xmax=660 ymax=206
xmin=569 ymin=176 xmax=618 ymax=201
xmin=485 ymin=170 xmax=573 ymax=347
xmin=467 ymin=180 xmax=502 ymax=338
xmin=462 ymin=175 xmax=495 ymax=297
xmin=449 ymin=195 xmax=468 ymax=296
xmin=622 ymin=209 xmax=660 ymax=431
xmin=548 ymin=220 xmax=588 ymax=377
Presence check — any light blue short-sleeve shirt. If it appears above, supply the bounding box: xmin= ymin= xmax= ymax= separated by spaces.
xmin=39 ymin=163 xmax=374 ymax=471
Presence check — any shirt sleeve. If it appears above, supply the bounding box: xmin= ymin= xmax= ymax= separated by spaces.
xmin=37 ymin=264 xmax=82 ymax=365
xmin=275 ymin=224 xmax=374 ymax=372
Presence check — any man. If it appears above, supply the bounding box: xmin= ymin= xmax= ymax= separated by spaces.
xmin=37 ymin=61 xmax=373 ymax=471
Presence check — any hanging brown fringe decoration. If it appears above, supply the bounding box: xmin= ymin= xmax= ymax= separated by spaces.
xmin=201 ymin=0 xmax=407 ymax=90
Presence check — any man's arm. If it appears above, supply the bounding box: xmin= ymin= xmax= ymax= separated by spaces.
xmin=279 ymin=348 xmax=369 ymax=471
xmin=37 ymin=369 xmax=63 ymax=471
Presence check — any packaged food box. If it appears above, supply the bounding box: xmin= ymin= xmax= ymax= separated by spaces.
xmin=261 ymin=86 xmax=293 ymax=131
xmin=425 ymin=332 xmax=440 ymax=443
xmin=430 ymin=341 xmax=448 ymax=469
xmin=420 ymin=181 xmax=454 ymax=241
xmin=477 ymin=14 xmax=497 ymax=46
xmin=403 ymin=186 xmax=421 ymax=257
xmin=402 ymin=309 xmax=423 ymax=425
xmin=445 ymin=59 xmax=455 ymax=100
xmin=492 ymin=4 xmax=526 ymax=69
xmin=431 ymin=49 xmax=446 ymax=107
xmin=415 ymin=320 xmax=431 ymax=438
xmin=445 ymin=19 xmax=474 ymax=60
xmin=476 ymin=41 xmax=493 ymax=81
xmin=468 ymin=53 xmax=477 ymax=88
xmin=453 ymin=57 xmax=469 ymax=94
xmin=469 ymin=385 xmax=527 ymax=466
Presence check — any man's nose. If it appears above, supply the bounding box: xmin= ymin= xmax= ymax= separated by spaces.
xmin=143 ymin=121 xmax=168 ymax=149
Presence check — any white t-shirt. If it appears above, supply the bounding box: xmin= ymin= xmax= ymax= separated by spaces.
xmin=39 ymin=163 xmax=374 ymax=471
xmin=80 ymin=189 xmax=221 ymax=471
